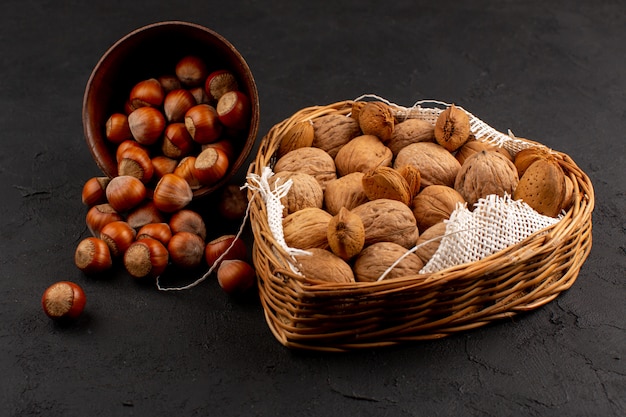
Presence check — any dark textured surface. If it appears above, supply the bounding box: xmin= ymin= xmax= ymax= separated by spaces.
xmin=1 ymin=1 xmax=624 ymax=416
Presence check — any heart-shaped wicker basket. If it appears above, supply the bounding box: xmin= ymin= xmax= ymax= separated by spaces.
xmin=247 ymin=99 xmax=594 ymax=351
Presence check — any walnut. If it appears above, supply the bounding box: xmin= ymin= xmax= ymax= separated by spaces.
xmin=277 ymin=120 xmax=315 ymax=158
xmin=352 ymin=199 xmax=419 ymax=249
xmin=386 ymin=118 xmax=435 ymax=156
xmin=353 ymin=242 xmax=424 ymax=282
xmin=414 ymin=222 xmax=447 ymax=265
xmin=327 ymin=207 xmax=365 ymax=260
xmin=312 ymin=113 xmax=362 ymax=158
xmin=282 ymin=207 xmax=332 ymax=250
xmin=270 ymin=171 xmax=323 ymax=216
xmin=294 ymin=248 xmax=355 ymax=284
xmin=361 ymin=166 xmax=411 ymax=205
xmin=273 ymin=146 xmax=337 ymax=191
xmin=456 ymin=138 xmax=514 ymax=166
xmin=454 ymin=150 xmax=519 ymax=208
xmin=334 ymin=135 xmax=393 ymax=177
xmin=397 ymin=165 xmax=422 ymax=200
xmin=412 ymin=185 xmax=465 ymax=233
xmin=323 ymin=172 xmax=369 ymax=215
xmin=394 ymin=142 xmax=461 ymax=188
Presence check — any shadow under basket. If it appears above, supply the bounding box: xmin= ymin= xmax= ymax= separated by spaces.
xmin=247 ymin=99 xmax=595 ymax=352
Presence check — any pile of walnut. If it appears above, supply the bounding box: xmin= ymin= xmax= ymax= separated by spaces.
xmin=272 ymin=101 xmax=574 ymax=284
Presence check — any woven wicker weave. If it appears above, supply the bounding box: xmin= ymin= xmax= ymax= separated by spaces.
xmin=247 ymin=99 xmax=594 ymax=351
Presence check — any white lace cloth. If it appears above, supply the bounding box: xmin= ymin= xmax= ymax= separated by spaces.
xmin=419 ymin=194 xmax=559 ymax=274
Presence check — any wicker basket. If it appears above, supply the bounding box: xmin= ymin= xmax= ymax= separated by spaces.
xmin=247 ymin=99 xmax=594 ymax=351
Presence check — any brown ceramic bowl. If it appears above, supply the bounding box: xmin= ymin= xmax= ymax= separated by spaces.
xmin=82 ymin=21 xmax=259 ymax=198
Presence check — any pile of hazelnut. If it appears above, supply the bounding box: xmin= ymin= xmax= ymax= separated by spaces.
xmin=73 ymin=55 xmax=255 ymax=296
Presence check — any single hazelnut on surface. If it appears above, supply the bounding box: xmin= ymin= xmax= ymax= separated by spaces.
xmin=205 ymin=69 xmax=238 ymax=102
xmin=123 ymin=238 xmax=169 ymax=279
xmin=162 ymin=122 xmax=195 ymax=159
xmin=217 ymin=184 xmax=249 ymax=221
xmin=205 ymin=235 xmax=248 ymax=269
xmin=81 ymin=177 xmax=110 ymax=207
xmin=173 ymin=156 xmax=202 ymax=190
xmin=99 ymin=221 xmax=136 ymax=257
xmin=151 ymin=156 xmax=178 ymax=180
xmin=105 ymin=113 xmax=132 ymax=144
xmin=169 ymin=209 xmax=206 ymax=241
xmin=175 ymin=55 xmax=208 ymax=87
xmin=128 ymin=106 xmax=166 ymax=145
xmin=129 ymin=78 xmax=164 ymax=108
xmin=126 ymin=201 xmax=166 ymax=230
xmin=168 ymin=231 xmax=206 ymax=269
xmin=193 ymin=147 xmax=229 ymax=186
xmin=136 ymin=222 xmax=172 ymax=246
xmin=117 ymin=146 xmax=154 ymax=183
xmin=152 ymin=173 xmax=193 ymax=213
xmin=105 ymin=175 xmax=147 ymax=213
xmin=163 ymin=88 xmax=196 ymax=123
xmin=157 ymin=74 xmax=182 ymax=94
xmin=42 ymin=281 xmax=86 ymax=320
xmin=217 ymin=259 xmax=256 ymax=294
xmin=216 ymin=91 xmax=250 ymax=131
xmin=74 ymin=237 xmax=113 ymax=274
xmin=185 ymin=104 xmax=223 ymax=144
xmin=86 ymin=203 xmax=123 ymax=237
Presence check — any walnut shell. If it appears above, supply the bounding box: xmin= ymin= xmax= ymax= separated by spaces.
xmin=361 ymin=166 xmax=411 ymax=205
xmin=294 ymin=248 xmax=355 ymax=284
xmin=513 ymin=158 xmax=566 ymax=217
xmin=412 ymin=185 xmax=465 ymax=233
xmin=352 ymin=199 xmax=419 ymax=249
xmin=277 ymin=120 xmax=315 ymax=158
xmin=414 ymin=222 xmax=447 ymax=265
xmin=312 ymin=113 xmax=362 ymax=158
xmin=386 ymin=118 xmax=435 ymax=156
xmin=358 ymin=102 xmax=395 ymax=142
xmin=454 ymin=150 xmax=519 ymax=208
xmin=282 ymin=207 xmax=332 ymax=250
xmin=353 ymin=242 xmax=424 ymax=282
xmin=394 ymin=142 xmax=461 ymax=188
xmin=454 ymin=139 xmax=493 ymax=166
xmin=397 ymin=165 xmax=422 ymax=200
xmin=334 ymin=135 xmax=393 ymax=177
xmin=327 ymin=207 xmax=365 ymax=260
xmin=323 ymin=172 xmax=369 ymax=215
xmin=274 ymin=146 xmax=337 ymax=191
xmin=270 ymin=171 xmax=323 ymax=216
xmin=434 ymin=104 xmax=471 ymax=152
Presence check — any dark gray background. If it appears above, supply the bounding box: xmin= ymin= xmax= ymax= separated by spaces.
xmin=1 ymin=1 xmax=624 ymax=416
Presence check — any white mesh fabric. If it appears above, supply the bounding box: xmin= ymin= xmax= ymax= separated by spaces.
xmin=420 ymin=194 xmax=560 ymax=274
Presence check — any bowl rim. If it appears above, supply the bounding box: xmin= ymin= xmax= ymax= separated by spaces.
xmin=82 ymin=20 xmax=260 ymax=198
